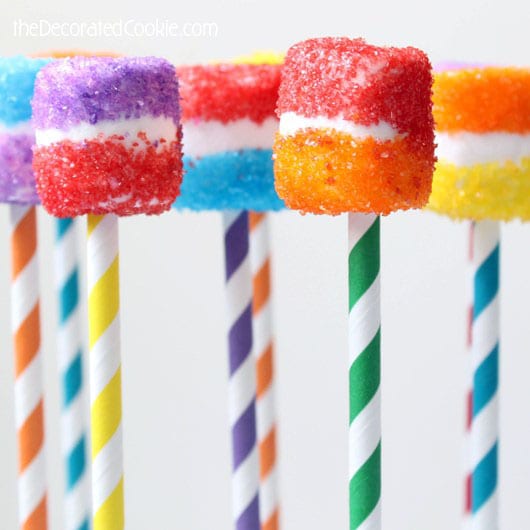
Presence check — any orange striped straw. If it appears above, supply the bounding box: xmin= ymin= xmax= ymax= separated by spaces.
xmin=10 ymin=205 xmax=47 ymax=530
xmin=249 ymin=212 xmax=279 ymax=530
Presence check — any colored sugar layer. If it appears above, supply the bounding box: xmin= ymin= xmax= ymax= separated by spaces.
xmin=429 ymin=159 xmax=530 ymax=221
xmin=0 ymin=56 xmax=51 ymax=126
xmin=32 ymin=56 xmax=180 ymax=129
xmin=274 ymin=130 xmax=432 ymax=215
xmin=176 ymin=63 xmax=283 ymax=211
xmin=274 ymin=37 xmax=435 ymax=215
xmin=32 ymin=56 xmax=183 ymax=216
xmin=0 ymin=56 xmax=52 ymax=204
xmin=176 ymin=64 xmax=281 ymax=123
xmin=433 ymin=67 xmax=530 ymax=133
xmin=277 ymin=37 xmax=434 ymax=147
xmin=34 ymin=132 xmax=183 ymax=217
xmin=429 ymin=66 xmax=530 ymax=220
xmin=175 ymin=149 xmax=283 ymax=211
xmin=0 ymin=130 xmax=38 ymax=204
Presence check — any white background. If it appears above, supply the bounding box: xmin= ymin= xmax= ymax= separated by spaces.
xmin=1 ymin=0 xmax=530 ymax=528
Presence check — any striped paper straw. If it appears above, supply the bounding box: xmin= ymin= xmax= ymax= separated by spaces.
xmin=464 ymin=223 xmax=474 ymax=528
xmin=249 ymin=212 xmax=279 ymax=530
xmin=348 ymin=213 xmax=381 ymax=530
xmin=470 ymin=220 xmax=499 ymax=529
xmin=55 ymin=218 xmax=90 ymax=530
xmin=87 ymin=214 xmax=124 ymax=530
xmin=223 ymin=210 xmax=261 ymax=530
xmin=10 ymin=205 xmax=48 ymax=530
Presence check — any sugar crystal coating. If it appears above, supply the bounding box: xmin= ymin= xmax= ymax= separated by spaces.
xmin=273 ymin=37 xmax=435 ymax=215
xmin=175 ymin=149 xmax=283 ymax=211
xmin=32 ymin=56 xmax=180 ymax=130
xmin=174 ymin=62 xmax=284 ymax=211
xmin=32 ymin=56 xmax=183 ymax=217
xmin=433 ymin=67 xmax=530 ymax=133
xmin=0 ymin=56 xmax=51 ymax=126
xmin=428 ymin=66 xmax=530 ymax=220
xmin=277 ymin=37 xmax=434 ymax=144
xmin=0 ymin=56 xmax=52 ymax=204
xmin=34 ymin=132 xmax=183 ymax=217
xmin=177 ymin=64 xmax=281 ymax=124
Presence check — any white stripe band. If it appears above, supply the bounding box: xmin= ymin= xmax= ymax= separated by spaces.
xmin=349 ymin=390 xmax=381 ymax=479
xmin=229 ymin=354 xmax=257 ymax=425
xmin=225 ymin=259 xmax=253 ymax=325
xmin=349 ymin=276 xmax=381 ymax=362
xmin=18 ymin=448 xmax=46 ymax=523
xmin=61 ymin=393 xmax=87 ymax=455
xmin=92 ymin=425 xmax=123 ymax=512
xmin=256 ymin=386 xmax=276 ymax=440
xmin=64 ymin=473 xmax=90 ymax=530
xmin=437 ymin=131 xmax=530 ymax=166
xmin=232 ymin=448 xmax=260 ymax=520
xmin=183 ymin=117 xmax=277 ymax=157
xmin=11 ymin=255 xmax=39 ymax=331
xmin=470 ymin=396 xmax=498 ymax=469
xmin=36 ymin=115 xmax=177 ymax=150
xmin=250 ymin=219 xmax=270 ymax=276
xmin=89 ymin=316 xmax=121 ymax=399
xmin=57 ymin=307 xmax=83 ymax=370
xmin=471 ymin=297 xmax=499 ymax=368
xmin=280 ymin=112 xmax=399 ymax=140
xmin=14 ymin=354 xmax=43 ymax=429
xmin=55 ymin=224 xmax=78 ymax=287
xmin=253 ymin=302 xmax=272 ymax=359
xmin=87 ymin=216 xmax=119 ymax=292
xmin=357 ymin=499 xmax=381 ymax=530
xmin=259 ymin=467 xmax=279 ymax=522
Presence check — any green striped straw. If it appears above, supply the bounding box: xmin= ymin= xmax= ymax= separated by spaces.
xmin=348 ymin=212 xmax=381 ymax=529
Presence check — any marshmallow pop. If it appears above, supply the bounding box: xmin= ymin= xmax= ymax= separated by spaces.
xmin=32 ymin=56 xmax=183 ymax=530
xmin=233 ymin=52 xmax=282 ymax=530
xmin=175 ymin=62 xmax=283 ymax=530
xmin=428 ymin=65 xmax=530 ymax=528
xmin=0 ymin=55 xmax=51 ymax=530
xmin=247 ymin=210 xmax=280 ymax=530
xmin=32 ymin=49 xmax=119 ymax=530
xmin=273 ymin=38 xmax=435 ymax=530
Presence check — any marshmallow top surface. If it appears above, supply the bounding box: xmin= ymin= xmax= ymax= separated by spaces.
xmin=32 ymin=56 xmax=180 ymax=130
xmin=433 ymin=66 xmax=530 ymax=133
xmin=276 ymin=37 xmax=433 ymax=141
xmin=177 ymin=63 xmax=281 ymax=124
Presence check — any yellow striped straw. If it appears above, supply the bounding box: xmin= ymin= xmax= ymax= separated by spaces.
xmin=87 ymin=214 xmax=124 ymax=530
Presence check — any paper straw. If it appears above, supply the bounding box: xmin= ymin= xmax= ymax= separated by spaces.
xmin=249 ymin=212 xmax=279 ymax=530
xmin=348 ymin=213 xmax=381 ymax=530
xmin=464 ymin=224 xmax=474 ymax=528
xmin=55 ymin=218 xmax=90 ymax=530
xmin=87 ymin=214 xmax=124 ymax=530
xmin=10 ymin=205 xmax=48 ymax=530
xmin=223 ymin=210 xmax=261 ymax=530
xmin=470 ymin=220 xmax=499 ymax=529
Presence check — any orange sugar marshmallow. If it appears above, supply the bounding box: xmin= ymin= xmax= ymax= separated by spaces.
xmin=429 ymin=65 xmax=530 ymax=221
xmin=434 ymin=67 xmax=530 ymax=133
xmin=273 ymin=37 xmax=436 ymax=215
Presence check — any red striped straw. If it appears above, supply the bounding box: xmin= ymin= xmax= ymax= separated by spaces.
xmin=249 ymin=212 xmax=279 ymax=530
xmin=464 ymin=222 xmax=474 ymax=526
xmin=10 ymin=205 xmax=47 ymax=530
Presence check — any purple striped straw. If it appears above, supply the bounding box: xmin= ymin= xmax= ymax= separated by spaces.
xmin=223 ymin=210 xmax=261 ymax=530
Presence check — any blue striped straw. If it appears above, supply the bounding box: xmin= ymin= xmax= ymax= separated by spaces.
xmin=55 ymin=217 xmax=90 ymax=530
xmin=470 ymin=220 xmax=499 ymax=529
